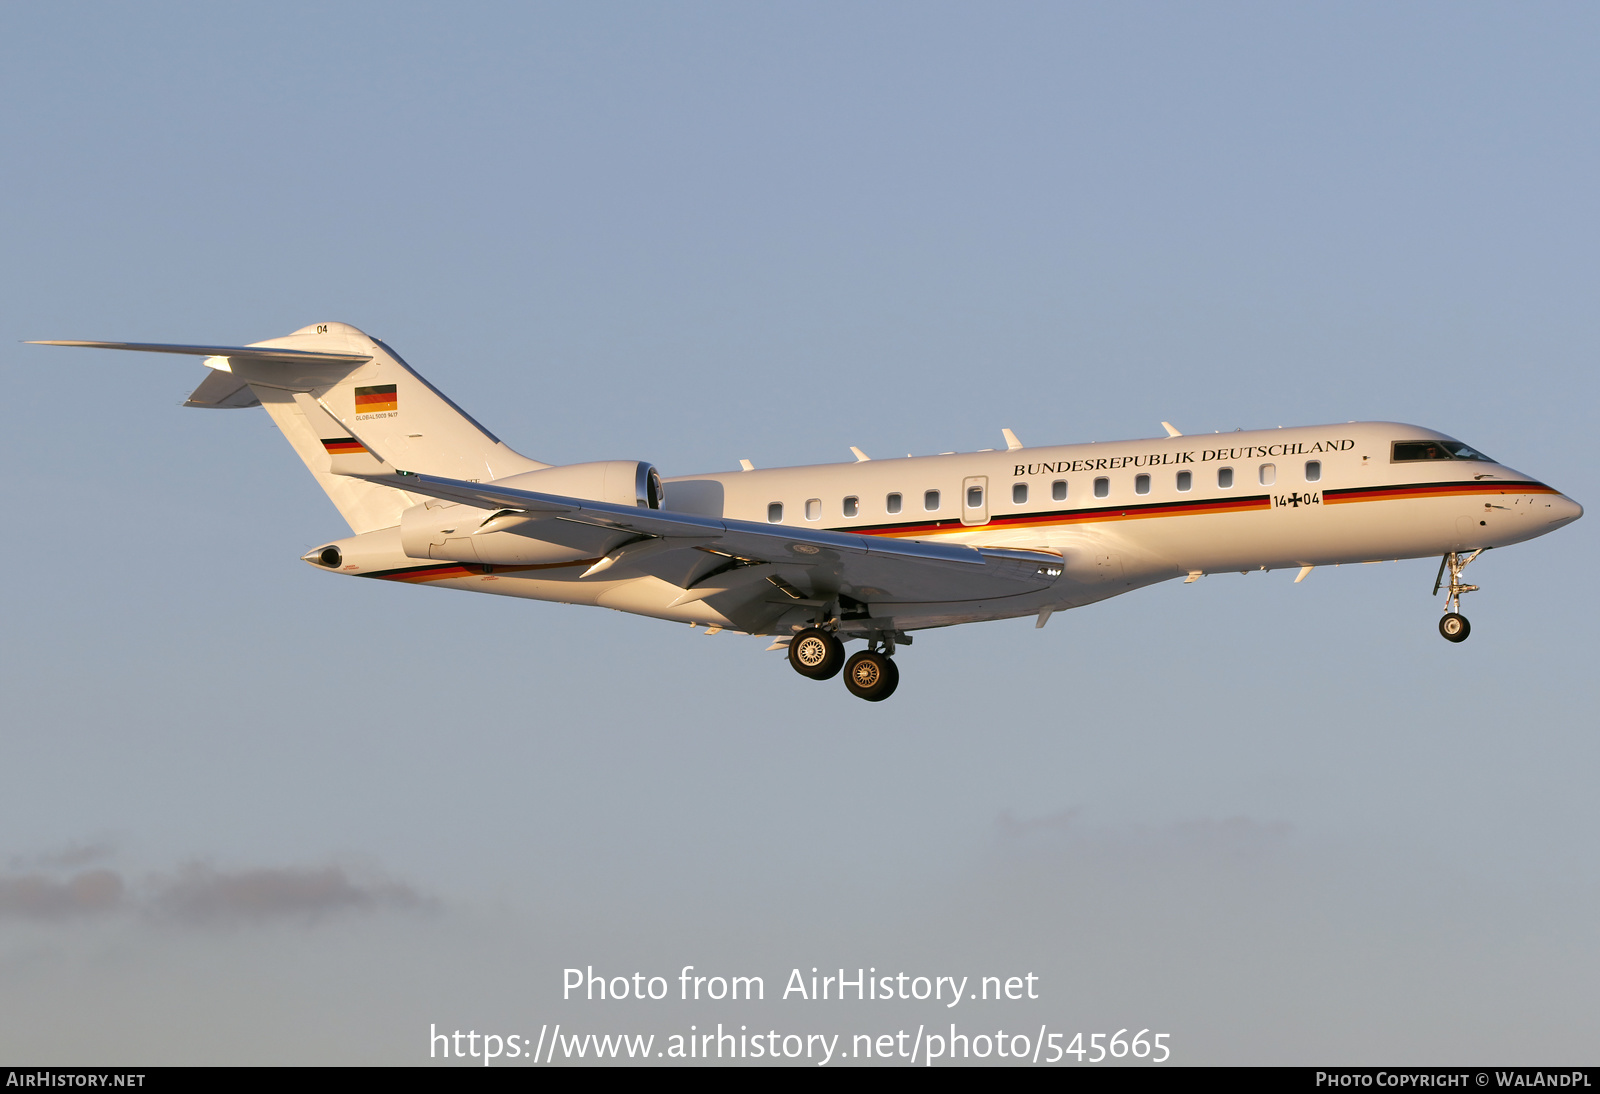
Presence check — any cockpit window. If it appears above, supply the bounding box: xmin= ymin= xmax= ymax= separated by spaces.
xmin=1392 ymin=440 xmax=1493 ymax=463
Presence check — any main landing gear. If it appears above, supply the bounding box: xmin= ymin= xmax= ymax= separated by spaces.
xmin=787 ymin=627 xmax=845 ymax=680
xmin=1433 ymin=549 xmax=1482 ymax=644
xmin=843 ymin=650 xmax=899 ymax=702
xmin=786 ymin=627 xmax=902 ymax=702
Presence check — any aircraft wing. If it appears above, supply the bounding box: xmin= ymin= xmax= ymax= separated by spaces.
xmin=356 ymin=468 xmax=1065 ymax=630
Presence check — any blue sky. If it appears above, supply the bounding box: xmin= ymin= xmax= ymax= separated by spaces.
xmin=1 ymin=2 xmax=1596 ymax=1064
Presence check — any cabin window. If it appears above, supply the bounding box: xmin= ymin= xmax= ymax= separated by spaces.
xmin=1392 ymin=440 xmax=1493 ymax=463
xmin=886 ymin=492 xmax=902 ymax=515
xmin=1094 ymin=477 xmax=1109 ymax=498
xmin=1013 ymin=482 xmax=1028 ymax=505
xmin=924 ymin=489 xmax=941 ymax=511
xmin=1135 ymin=473 xmax=1151 ymax=495
xmin=805 ymin=498 xmax=821 ymax=521
xmin=1052 ymin=479 xmax=1067 ymax=502
xmin=1218 ymin=467 xmax=1234 ymax=489
xmin=767 ymin=502 xmax=783 ymax=523
xmin=1259 ymin=463 xmax=1276 ymax=486
xmin=1305 ymin=460 xmax=1321 ymax=482
xmin=966 ymin=485 xmax=983 ymax=508
xmin=1176 ymin=470 xmax=1192 ymax=492
xmin=843 ymin=495 xmax=859 ymax=517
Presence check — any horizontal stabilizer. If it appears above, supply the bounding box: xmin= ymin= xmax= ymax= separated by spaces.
xmin=28 ymin=340 xmax=372 ymax=366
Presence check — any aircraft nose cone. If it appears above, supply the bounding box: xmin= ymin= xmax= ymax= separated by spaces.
xmin=1549 ymin=494 xmax=1583 ymax=527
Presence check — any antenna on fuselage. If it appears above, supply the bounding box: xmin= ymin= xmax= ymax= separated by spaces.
xmin=1161 ymin=422 xmax=1182 ymax=437
xmin=1002 ymin=428 xmax=1024 ymax=451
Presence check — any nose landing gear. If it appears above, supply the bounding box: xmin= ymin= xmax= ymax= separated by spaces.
xmin=1433 ymin=549 xmax=1482 ymax=643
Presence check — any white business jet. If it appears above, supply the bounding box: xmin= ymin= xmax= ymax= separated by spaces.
xmin=34 ymin=322 xmax=1582 ymax=702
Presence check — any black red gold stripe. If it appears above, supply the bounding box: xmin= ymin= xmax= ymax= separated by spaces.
xmin=1324 ymin=479 xmax=1556 ymax=505
xmin=834 ymin=479 xmax=1559 ymax=540
xmin=354 ymin=384 xmax=398 ymax=413
xmin=320 ymin=437 xmax=367 ymax=455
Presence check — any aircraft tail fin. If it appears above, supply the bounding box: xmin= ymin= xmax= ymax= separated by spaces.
xmin=32 ymin=322 xmax=547 ymax=534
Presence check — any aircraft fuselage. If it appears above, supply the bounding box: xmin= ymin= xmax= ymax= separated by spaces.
xmin=38 ymin=324 xmax=1581 ymax=700
xmin=327 ymin=420 xmax=1580 ymax=635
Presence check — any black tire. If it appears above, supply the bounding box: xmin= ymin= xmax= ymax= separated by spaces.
xmin=843 ymin=651 xmax=899 ymax=702
xmin=1439 ymin=613 xmax=1471 ymax=643
xmin=788 ymin=628 xmax=845 ymax=679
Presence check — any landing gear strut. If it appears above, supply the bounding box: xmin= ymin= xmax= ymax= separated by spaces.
xmin=1433 ymin=549 xmax=1482 ymax=644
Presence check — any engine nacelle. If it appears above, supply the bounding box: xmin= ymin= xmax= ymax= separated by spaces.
xmin=397 ymin=460 xmax=661 ymax=564
xmin=493 ymin=460 xmax=662 ymax=510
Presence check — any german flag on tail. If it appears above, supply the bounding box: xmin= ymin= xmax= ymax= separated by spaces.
xmin=354 ymin=384 xmax=398 ymax=414
xmin=320 ymin=437 xmax=368 ymax=455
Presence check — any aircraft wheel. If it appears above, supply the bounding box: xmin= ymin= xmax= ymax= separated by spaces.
xmin=843 ymin=651 xmax=899 ymax=702
xmin=788 ymin=628 xmax=845 ymax=679
xmin=1439 ymin=613 xmax=1471 ymax=643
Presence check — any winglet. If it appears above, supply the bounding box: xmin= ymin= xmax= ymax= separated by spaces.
xmin=1162 ymin=422 xmax=1182 ymax=438
xmin=1002 ymin=428 xmax=1024 ymax=451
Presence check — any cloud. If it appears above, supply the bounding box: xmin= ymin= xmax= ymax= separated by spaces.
xmin=988 ymin=809 xmax=1295 ymax=882
xmin=994 ymin=806 xmax=1080 ymax=838
xmin=995 ymin=807 xmax=1291 ymax=848
xmin=0 ymin=870 xmax=124 ymax=919
xmin=8 ymin=840 xmax=116 ymax=872
xmin=149 ymin=863 xmax=427 ymax=925
xmin=0 ymin=851 xmax=429 ymax=926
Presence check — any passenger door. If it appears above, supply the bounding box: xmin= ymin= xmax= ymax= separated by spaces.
xmin=961 ymin=475 xmax=990 ymax=526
